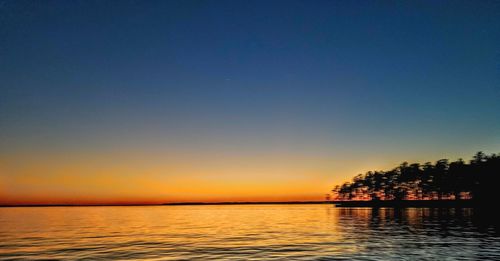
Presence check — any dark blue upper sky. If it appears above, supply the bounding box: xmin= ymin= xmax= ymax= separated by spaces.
xmin=1 ymin=0 xmax=499 ymax=185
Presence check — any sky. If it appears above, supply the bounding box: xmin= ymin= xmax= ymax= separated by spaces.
xmin=1 ymin=0 xmax=499 ymax=204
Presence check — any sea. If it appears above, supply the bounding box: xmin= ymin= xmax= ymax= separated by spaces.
xmin=0 ymin=204 xmax=499 ymax=260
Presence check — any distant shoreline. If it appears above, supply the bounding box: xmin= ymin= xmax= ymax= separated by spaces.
xmin=162 ymin=201 xmax=331 ymax=205
xmin=0 ymin=201 xmax=331 ymax=207
xmin=0 ymin=200 xmax=481 ymax=208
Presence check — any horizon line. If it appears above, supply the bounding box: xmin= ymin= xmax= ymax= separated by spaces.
xmin=0 ymin=200 xmax=332 ymax=207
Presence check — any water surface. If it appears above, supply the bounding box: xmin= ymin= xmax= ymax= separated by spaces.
xmin=0 ymin=205 xmax=498 ymax=260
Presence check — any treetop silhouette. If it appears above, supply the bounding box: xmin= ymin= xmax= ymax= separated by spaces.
xmin=332 ymin=152 xmax=500 ymax=205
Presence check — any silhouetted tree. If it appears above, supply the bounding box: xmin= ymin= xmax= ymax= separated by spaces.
xmin=331 ymin=152 xmax=500 ymax=205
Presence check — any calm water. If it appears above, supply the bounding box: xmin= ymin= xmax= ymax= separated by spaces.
xmin=0 ymin=205 xmax=499 ymax=260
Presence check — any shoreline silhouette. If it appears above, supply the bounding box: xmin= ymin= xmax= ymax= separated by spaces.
xmin=0 ymin=199 xmax=480 ymax=208
xmin=331 ymin=152 xmax=499 ymax=208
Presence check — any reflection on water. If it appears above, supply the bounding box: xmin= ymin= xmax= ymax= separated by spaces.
xmin=0 ymin=205 xmax=498 ymax=260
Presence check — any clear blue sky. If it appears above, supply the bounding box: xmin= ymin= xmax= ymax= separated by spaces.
xmin=1 ymin=0 xmax=499 ymax=203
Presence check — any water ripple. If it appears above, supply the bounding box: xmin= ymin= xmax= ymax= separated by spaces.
xmin=0 ymin=206 xmax=498 ymax=260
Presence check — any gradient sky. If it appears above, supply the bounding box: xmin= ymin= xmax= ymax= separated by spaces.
xmin=1 ymin=0 xmax=499 ymax=204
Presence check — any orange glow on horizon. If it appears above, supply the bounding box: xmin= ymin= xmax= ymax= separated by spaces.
xmin=0 ymin=194 xmax=326 ymax=206
xmin=0 ymin=151 xmax=338 ymax=205
xmin=2 ymin=147 xmax=480 ymax=205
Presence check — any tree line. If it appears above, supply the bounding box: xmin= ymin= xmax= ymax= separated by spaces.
xmin=332 ymin=152 xmax=500 ymax=203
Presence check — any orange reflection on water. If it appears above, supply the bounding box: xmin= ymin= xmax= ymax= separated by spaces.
xmin=0 ymin=205 xmax=351 ymax=259
xmin=0 ymin=205 xmax=493 ymax=260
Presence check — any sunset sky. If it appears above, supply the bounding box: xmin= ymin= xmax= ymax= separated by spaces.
xmin=1 ymin=0 xmax=499 ymax=204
